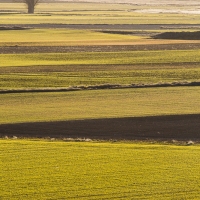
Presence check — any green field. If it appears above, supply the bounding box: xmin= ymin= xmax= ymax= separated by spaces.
xmin=1 ymin=49 xmax=200 ymax=89
xmin=1 ymin=140 xmax=200 ymax=199
xmin=0 ymin=87 xmax=200 ymax=124
xmin=0 ymin=29 xmax=142 ymax=46
xmin=1 ymin=50 xmax=200 ymax=67
xmin=1 ymin=65 xmax=200 ymax=89
xmin=1 ymin=2 xmax=199 ymax=122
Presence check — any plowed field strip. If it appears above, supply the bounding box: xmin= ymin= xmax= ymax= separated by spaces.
xmin=1 ymin=114 xmax=200 ymax=140
xmin=1 ymin=43 xmax=200 ymax=54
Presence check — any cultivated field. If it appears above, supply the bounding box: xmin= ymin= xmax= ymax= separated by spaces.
xmin=1 ymin=1 xmax=200 ymax=199
xmin=1 ymin=140 xmax=200 ymax=200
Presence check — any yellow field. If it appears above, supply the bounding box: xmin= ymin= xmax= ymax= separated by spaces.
xmin=1 ymin=140 xmax=200 ymax=200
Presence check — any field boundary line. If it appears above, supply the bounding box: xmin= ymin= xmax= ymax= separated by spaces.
xmin=0 ymin=81 xmax=200 ymax=94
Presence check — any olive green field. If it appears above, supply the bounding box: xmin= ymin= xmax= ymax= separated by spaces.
xmin=1 ymin=87 xmax=200 ymax=124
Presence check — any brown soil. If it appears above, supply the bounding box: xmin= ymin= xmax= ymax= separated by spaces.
xmin=1 ymin=43 xmax=200 ymax=54
xmin=1 ymin=24 xmax=200 ymax=30
xmin=1 ymin=114 xmax=200 ymax=141
xmin=0 ymin=26 xmax=30 ymax=30
xmin=153 ymin=31 xmax=200 ymax=40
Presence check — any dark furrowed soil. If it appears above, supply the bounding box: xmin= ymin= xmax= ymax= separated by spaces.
xmin=1 ymin=43 xmax=200 ymax=54
xmin=153 ymin=31 xmax=200 ymax=40
xmin=1 ymin=114 xmax=200 ymax=141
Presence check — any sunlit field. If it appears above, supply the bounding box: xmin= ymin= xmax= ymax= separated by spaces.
xmin=0 ymin=87 xmax=200 ymax=124
xmin=1 ymin=49 xmax=200 ymax=90
xmin=1 ymin=28 xmax=198 ymax=46
xmin=0 ymin=29 xmax=143 ymax=46
xmin=1 ymin=50 xmax=200 ymax=67
xmin=1 ymin=140 xmax=200 ymax=200
xmin=1 ymin=65 xmax=200 ymax=89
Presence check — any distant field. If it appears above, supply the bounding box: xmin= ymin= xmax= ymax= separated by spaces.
xmin=0 ymin=87 xmax=200 ymax=124
xmin=1 ymin=140 xmax=200 ymax=199
xmin=0 ymin=29 xmax=142 ymax=46
xmin=1 ymin=12 xmax=199 ymax=25
xmin=1 ymin=29 xmax=198 ymax=46
xmin=1 ymin=50 xmax=200 ymax=67
xmin=1 ymin=48 xmax=200 ymax=89
xmin=1 ymin=65 xmax=200 ymax=89
xmin=0 ymin=3 xmax=200 ymax=24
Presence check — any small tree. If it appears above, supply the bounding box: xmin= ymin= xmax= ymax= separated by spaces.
xmin=24 ymin=0 xmax=39 ymax=14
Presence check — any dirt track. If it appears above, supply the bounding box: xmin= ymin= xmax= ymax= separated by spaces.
xmin=1 ymin=114 xmax=200 ymax=141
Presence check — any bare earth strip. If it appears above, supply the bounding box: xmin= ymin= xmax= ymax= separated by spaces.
xmin=1 ymin=24 xmax=200 ymax=30
xmin=1 ymin=114 xmax=200 ymax=141
xmin=1 ymin=43 xmax=200 ymax=54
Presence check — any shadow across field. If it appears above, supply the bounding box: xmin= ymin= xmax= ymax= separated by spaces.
xmin=1 ymin=114 xmax=200 ymax=141
xmin=153 ymin=31 xmax=200 ymax=40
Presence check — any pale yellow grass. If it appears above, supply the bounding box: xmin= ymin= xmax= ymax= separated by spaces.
xmin=0 ymin=29 xmax=143 ymax=46
xmin=0 ymin=29 xmax=199 ymax=46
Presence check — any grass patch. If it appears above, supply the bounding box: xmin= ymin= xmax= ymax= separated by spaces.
xmin=1 ymin=50 xmax=200 ymax=67
xmin=0 ymin=29 xmax=198 ymax=47
xmin=1 ymin=65 xmax=200 ymax=89
xmin=1 ymin=140 xmax=200 ymax=199
xmin=0 ymin=29 xmax=141 ymax=46
xmin=0 ymin=87 xmax=200 ymax=124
